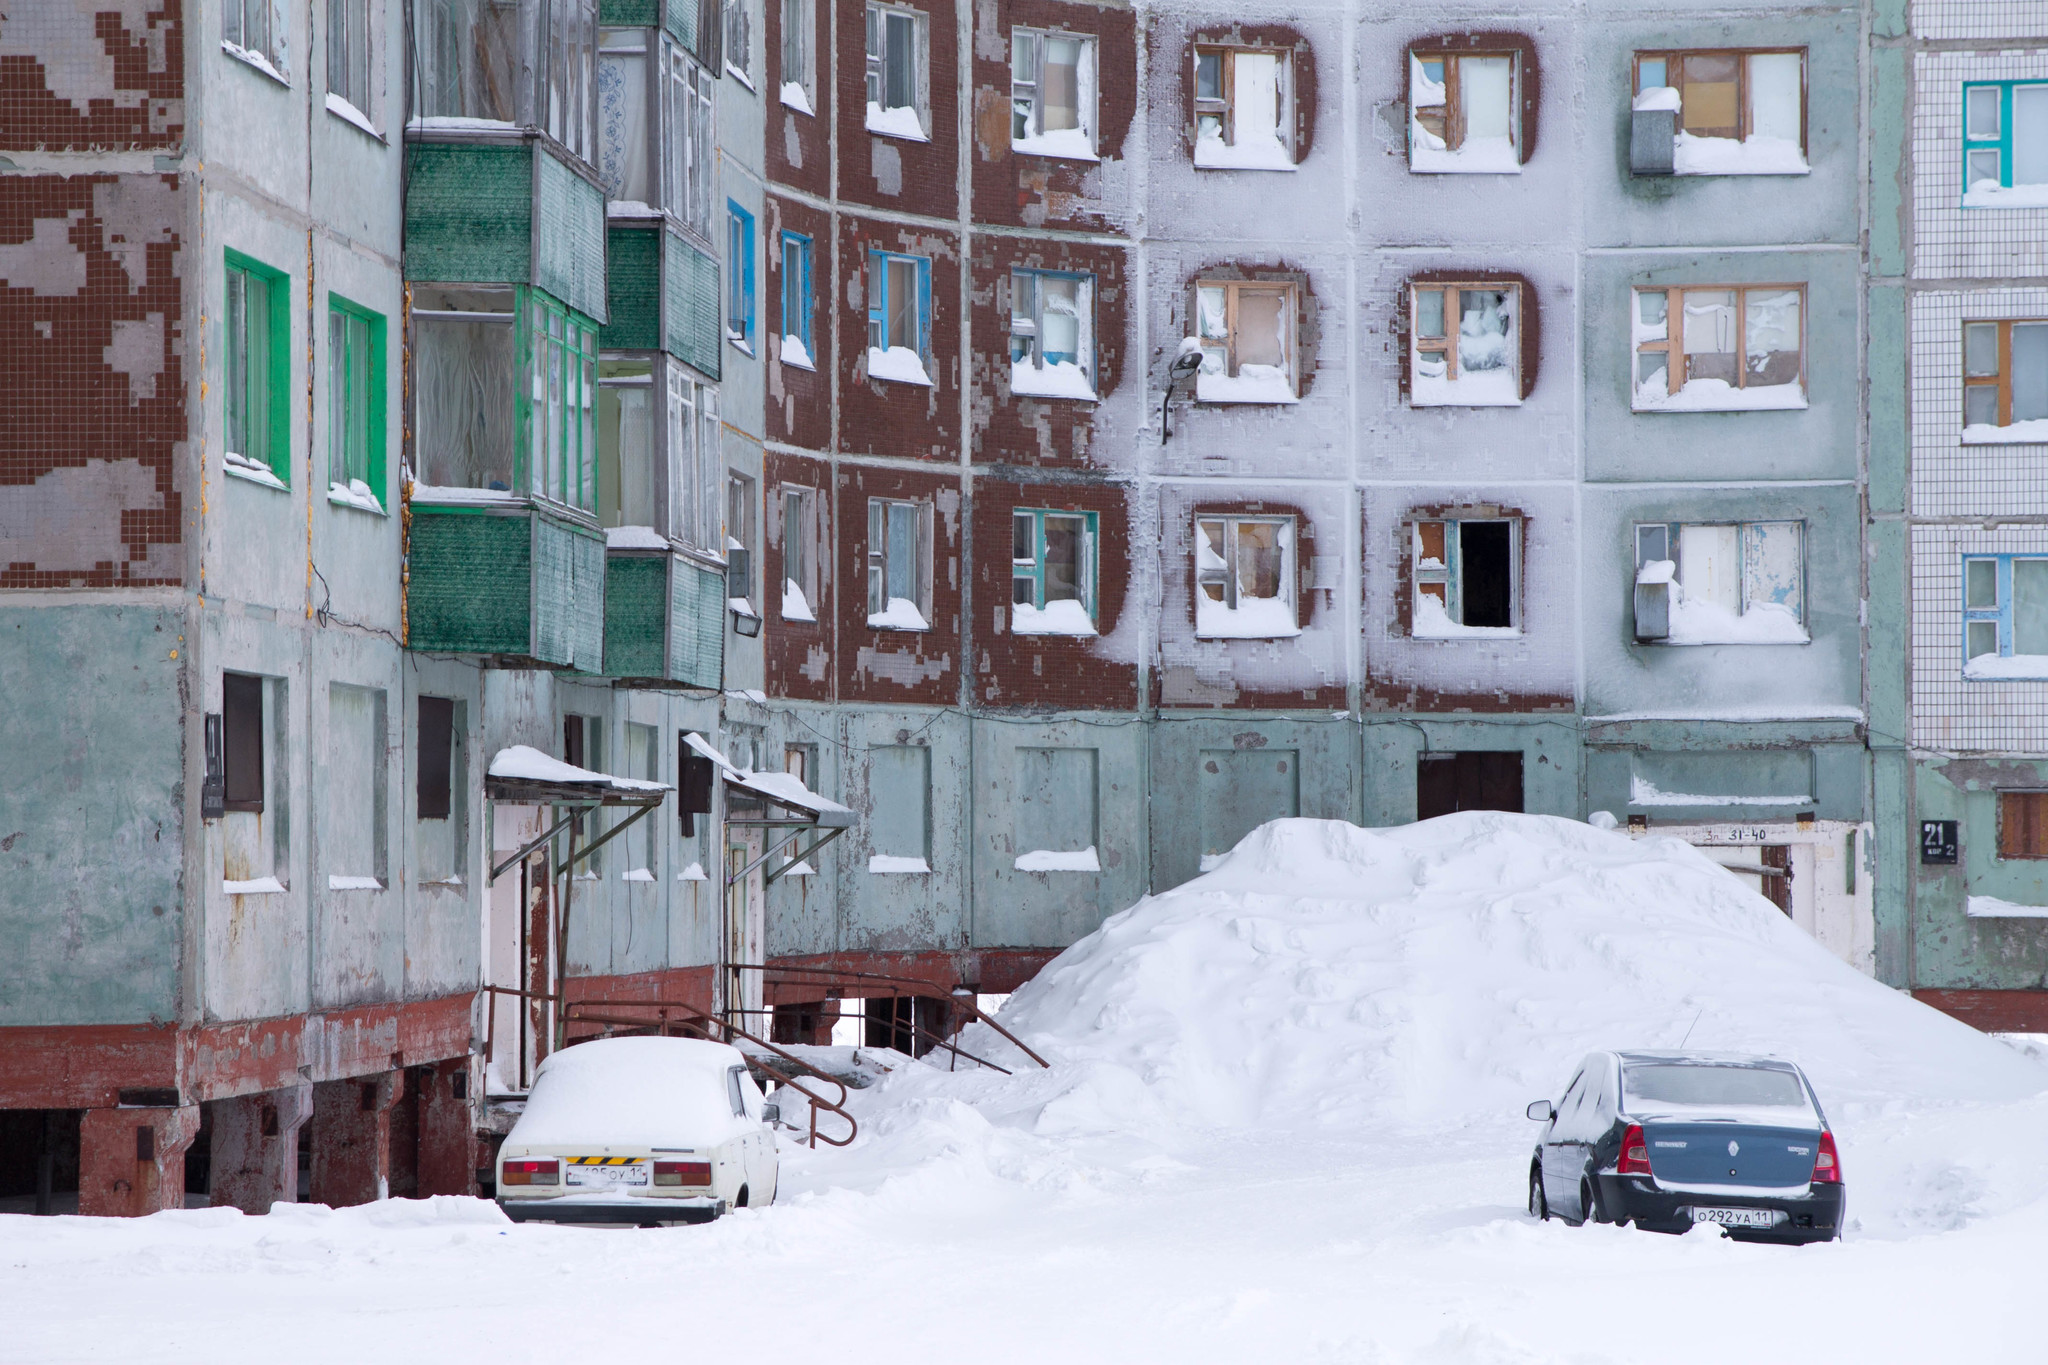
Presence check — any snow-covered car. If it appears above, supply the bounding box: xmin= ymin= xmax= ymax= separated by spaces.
xmin=1525 ymin=1050 xmax=1843 ymax=1244
xmin=496 ymin=1035 xmax=779 ymax=1226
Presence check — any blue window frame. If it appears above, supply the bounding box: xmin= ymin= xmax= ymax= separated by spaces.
xmin=726 ymin=201 xmax=755 ymax=351
xmin=1964 ymin=555 xmax=2048 ymax=673
xmin=866 ymin=249 xmax=931 ymax=359
xmin=1010 ymin=508 xmax=1097 ymax=616
xmin=780 ymin=230 xmax=813 ymax=359
xmin=1962 ymin=82 xmax=2048 ymax=205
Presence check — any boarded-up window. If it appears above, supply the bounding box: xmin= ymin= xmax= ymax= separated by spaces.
xmin=1999 ymin=791 xmax=2048 ymax=859
xmin=868 ymin=745 xmax=931 ymax=866
xmin=223 ymin=673 xmax=266 ymax=814
xmin=417 ymin=696 xmax=455 ymax=820
xmin=1416 ymin=751 xmax=1523 ymax=820
xmin=1199 ymin=747 xmax=1299 ymax=857
xmin=1014 ymin=747 xmax=1098 ymax=858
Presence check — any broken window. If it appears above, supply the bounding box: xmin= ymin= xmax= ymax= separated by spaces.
xmin=1964 ymin=82 xmax=2048 ymax=207
xmin=597 ymin=28 xmax=653 ymax=205
xmin=1962 ymin=555 xmax=2048 ymax=679
xmin=527 ymin=291 xmax=600 ymax=512
xmin=1632 ymin=521 xmax=1806 ymax=645
xmin=1632 ymin=285 xmax=1804 ymax=412
xmin=1633 ymin=50 xmax=1805 ymax=175
xmin=780 ymin=231 xmax=814 ymax=367
xmin=666 ymin=366 xmax=721 ymax=552
xmin=666 ymin=45 xmax=716 ymax=237
xmin=1999 ymin=791 xmax=2048 ymax=859
xmin=327 ymin=295 xmax=385 ymax=513
xmin=865 ymin=4 xmax=927 ymax=140
xmin=1962 ymin=321 xmax=2048 ymax=440
xmin=866 ymin=498 xmax=931 ymax=630
xmin=780 ymin=0 xmax=815 ymax=113
xmin=1411 ymin=519 xmax=1517 ymax=636
xmin=1409 ymin=282 xmax=1520 ymax=406
xmin=1193 ymin=279 xmax=1297 ymax=404
xmin=865 ymin=251 xmax=932 ymax=386
xmin=1009 ymin=509 xmax=1097 ymax=636
xmin=1195 ymin=515 xmax=1297 ymax=639
xmin=411 ymin=0 xmax=522 ymax=124
xmin=224 ymin=252 xmax=289 ymax=485
xmin=1012 ymin=29 xmax=1096 ymax=159
xmin=412 ymin=286 xmax=517 ymax=493
xmin=224 ymin=0 xmax=286 ymax=76
xmin=324 ymin=684 xmax=389 ymax=890
xmin=727 ymin=473 xmax=757 ymax=620
xmin=779 ymin=485 xmax=818 ymax=621
xmin=724 ymin=0 xmax=752 ymax=85
xmin=598 ymin=357 xmax=657 ymax=531
xmin=328 ymin=0 xmax=372 ymax=118
xmin=727 ymin=202 xmax=755 ymax=352
xmin=417 ymin=696 xmax=456 ymax=821
xmin=1193 ymin=44 xmax=1294 ymax=170
xmin=1408 ymin=50 xmax=1520 ymax=174
xmin=1010 ymin=270 xmax=1095 ymax=400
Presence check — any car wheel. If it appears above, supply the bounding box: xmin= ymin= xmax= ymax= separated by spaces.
xmin=1528 ymin=1166 xmax=1548 ymax=1221
xmin=734 ymin=1184 xmax=750 ymax=1210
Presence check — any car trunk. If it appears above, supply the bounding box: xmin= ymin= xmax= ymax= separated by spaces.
xmin=1640 ymin=1121 xmax=1821 ymax=1188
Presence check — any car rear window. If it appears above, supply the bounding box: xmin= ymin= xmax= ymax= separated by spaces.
xmin=1622 ymin=1064 xmax=1807 ymax=1110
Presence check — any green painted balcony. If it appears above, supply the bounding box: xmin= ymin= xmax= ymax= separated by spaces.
xmin=602 ymin=223 xmax=722 ymax=379
xmin=602 ymin=544 xmax=726 ymax=688
xmin=406 ymin=502 xmax=606 ymax=670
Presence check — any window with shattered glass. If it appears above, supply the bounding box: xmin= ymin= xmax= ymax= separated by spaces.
xmin=1409 ymin=282 xmax=1519 ymax=406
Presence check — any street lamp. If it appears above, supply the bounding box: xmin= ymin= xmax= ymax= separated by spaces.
xmin=1161 ymin=337 xmax=1206 ymax=443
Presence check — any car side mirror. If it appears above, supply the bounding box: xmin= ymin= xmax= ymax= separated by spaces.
xmin=761 ymin=1102 xmax=780 ymax=1126
xmin=1526 ymin=1100 xmax=1555 ymax=1122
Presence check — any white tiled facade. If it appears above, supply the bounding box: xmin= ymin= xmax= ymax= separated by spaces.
xmin=1912 ymin=0 xmax=2048 ymax=41
xmin=1909 ymin=288 xmax=2048 ymax=518
xmin=1911 ymin=525 xmax=2048 ymax=749
xmin=1911 ymin=50 xmax=2048 ymax=281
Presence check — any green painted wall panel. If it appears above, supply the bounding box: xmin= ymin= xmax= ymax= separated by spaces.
xmin=665 ymin=231 xmax=722 ymax=379
xmin=603 ymin=227 xmax=663 ymax=351
xmin=1869 ymin=288 xmax=1907 ymax=515
xmin=663 ymin=0 xmax=696 ymax=54
xmin=407 ymin=509 xmax=534 ymax=654
xmin=604 ymin=553 xmax=671 ymax=678
xmin=601 ymin=0 xmax=659 ymax=24
xmin=530 ymin=514 xmax=606 ymax=669
xmin=536 ymin=151 xmax=609 ymax=323
xmin=672 ymin=559 xmax=725 ymax=688
xmin=403 ymin=143 xmax=532 ymax=284
xmin=1870 ymin=49 xmax=1908 ymax=279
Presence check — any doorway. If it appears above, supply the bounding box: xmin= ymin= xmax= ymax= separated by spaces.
xmin=1416 ymin=750 xmax=1525 ymax=820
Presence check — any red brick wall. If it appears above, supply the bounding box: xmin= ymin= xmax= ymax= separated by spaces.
xmin=0 ymin=1 xmax=184 ymax=151
xmin=836 ymin=0 xmax=959 ymax=219
xmin=836 ymin=463 xmax=962 ymax=706
xmin=766 ymin=448 xmax=836 ymax=702
xmin=971 ymin=237 xmax=1129 ymax=470
xmin=764 ymin=0 xmax=831 ymax=197
xmin=838 ymin=213 xmax=961 ymax=460
xmin=971 ymin=478 xmax=1137 ymax=710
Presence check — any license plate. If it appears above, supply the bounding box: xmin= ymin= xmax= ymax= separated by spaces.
xmin=564 ymin=1160 xmax=650 ymax=1189
xmin=1693 ymin=1206 xmax=1775 ymax=1228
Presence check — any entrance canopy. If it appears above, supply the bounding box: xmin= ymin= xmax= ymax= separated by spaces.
xmin=485 ymin=744 xmax=672 ymax=807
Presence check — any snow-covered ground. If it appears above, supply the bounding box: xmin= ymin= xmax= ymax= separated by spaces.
xmin=7 ymin=815 xmax=2047 ymax=1363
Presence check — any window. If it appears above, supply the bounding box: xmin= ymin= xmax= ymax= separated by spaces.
xmin=724 ymin=0 xmax=753 ymax=86
xmin=1962 ymin=82 xmax=2048 ymax=208
xmin=1962 ymin=555 xmax=2048 ymax=679
xmin=667 ymin=366 xmax=721 ymax=551
xmin=323 ymin=684 xmax=388 ymax=891
xmin=526 ymin=291 xmax=600 ymax=512
xmin=1010 ymin=270 xmax=1095 ymax=399
xmin=598 ymin=357 xmax=658 ymax=531
xmin=780 ymin=486 xmax=818 ymax=621
xmin=1408 ymin=50 xmax=1520 ymax=173
xmin=1633 ymin=50 xmax=1807 ymax=175
xmin=1962 ymin=321 xmax=2048 ymax=442
xmin=1999 ymin=791 xmax=2048 ymax=859
xmin=1009 ymin=509 xmax=1097 ymax=636
xmin=417 ymin=696 xmax=456 ymax=820
xmin=779 ymin=232 xmax=814 ymax=368
xmin=412 ymin=0 xmax=517 ymax=121
xmin=412 ymin=286 xmax=517 ymax=494
xmin=224 ymin=0 xmax=285 ymax=77
xmin=727 ymin=203 xmax=755 ymax=352
xmin=561 ymin=715 xmax=605 ymax=865
xmin=1193 ymin=45 xmax=1294 ymax=170
xmin=1196 ymin=515 xmax=1297 ymax=638
xmin=546 ymin=0 xmax=599 ymax=161
xmin=327 ymin=295 xmax=385 ymax=514
xmin=779 ymin=0 xmax=814 ymax=114
xmin=328 ymin=0 xmax=372 ymax=119
xmin=224 ymin=252 xmax=289 ymax=486
xmin=223 ymin=672 xmax=267 ymax=814
xmin=1632 ymin=286 xmax=1805 ymax=412
xmin=1416 ymin=751 xmax=1525 ymax=819
xmin=666 ymin=46 xmax=716 ymax=236
xmin=727 ymin=474 xmax=757 ymax=617
xmin=1193 ymin=278 xmax=1297 ymax=404
xmin=416 ymin=695 xmax=465 ymax=884
xmin=866 ymin=498 xmax=930 ymax=630
xmin=1409 ymin=282 xmax=1520 ymax=406
xmin=867 ymin=745 xmax=931 ymax=872
xmin=864 ymin=4 xmax=927 ymax=141
xmin=1011 ymin=29 xmax=1096 ymax=159
xmin=624 ymin=722 xmax=660 ymax=880
xmin=597 ymin=29 xmax=652 ymax=204
xmin=1632 ymin=521 xmax=1806 ymax=645
xmin=1412 ymin=519 xmax=1517 ymax=637
xmin=865 ymin=251 xmax=932 ymax=386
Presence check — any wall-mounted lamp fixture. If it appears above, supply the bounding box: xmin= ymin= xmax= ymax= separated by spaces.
xmin=731 ymin=606 xmax=762 ymax=638
xmin=1160 ymin=337 xmax=1206 ymax=443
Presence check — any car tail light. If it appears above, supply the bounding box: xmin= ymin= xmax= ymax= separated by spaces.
xmin=502 ymin=1158 xmax=559 ymax=1187
xmin=653 ymin=1161 xmax=712 ymax=1187
xmin=1617 ymin=1124 xmax=1652 ymax=1175
xmin=1811 ymin=1131 xmax=1841 ymax=1184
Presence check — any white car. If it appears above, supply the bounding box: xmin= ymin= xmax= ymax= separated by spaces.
xmin=496 ymin=1035 xmax=779 ymax=1226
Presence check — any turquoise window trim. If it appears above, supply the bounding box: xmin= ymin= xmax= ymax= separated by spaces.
xmin=726 ymin=201 xmax=755 ymax=350
xmin=780 ymin=230 xmax=812 ymax=352
xmin=866 ymin=249 xmax=931 ymax=358
xmin=224 ymin=248 xmax=292 ymax=485
xmin=1962 ymin=553 xmax=2048 ymax=672
xmin=1961 ymin=80 xmax=2046 ymax=203
xmin=326 ymin=291 xmax=388 ymax=508
xmin=516 ymin=286 xmax=603 ymax=516
xmin=1009 ymin=507 xmax=1098 ymax=617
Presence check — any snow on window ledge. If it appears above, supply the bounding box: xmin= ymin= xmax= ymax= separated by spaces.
xmin=728 ymin=334 xmax=755 ymax=357
xmin=1660 ymin=594 xmax=1809 ymax=646
xmin=1011 ymin=599 xmax=1096 ymax=636
xmin=328 ymin=875 xmax=384 ymax=891
xmin=1964 ymin=653 xmax=2048 ymax=680
xmin=605 ymin=525 xmax=669 ymax=550
xmin=1410 ymin=368 xmax=1521 ymax=408
xmin=728 ymin=596 xmax=758 ymax=620
xmin=779 ymin=333 xmax=815 ymax=370
xmin=865 ymin=345 xmax=932 ymax=386
xmin=1967 ymin=895 xmax=2048 ymax=918
xmin=677 ymin=861 xmax=709 ymax=882
xmin=409 ymin=483 xmax=524 ymax=507
xmin=1012 ymin=127 xmax=1097 ymax=162
xmin=726 ymin=63 xmax=755 ymax=91
xmin=1195 ymin=595 xmax=1300 ymax=639
xmin=1963 ymin=419 xmax=2048 ymax=445
xmin=868 ymin=854 xmax=931 ymax=874
xmin=1010 ymin=357 xmax=1096 ymax=401
xmin=781 ymin=579 xmax=816 ymax=622
xmin=1672 ymin=132 xmax=1807 ymax=176
xmin=224 ymin=453 xmax=287 ymax=491
xmin=1015 ymin=846 xmax=1100 ymax=872
xmin=1962 ymin=182 xmax=2048 ymax=210
xmin=327 ymin=479 xmax=386 ymax=515
xmin=1628 ymin=776 xmax=1812 ymax=807
xmin=224 ymin=876 xmax=287 ymax=895
xmin=1631 ymin=86 xmax=1681 ymax=113
xmin=222 ymin=40 xmax=288 ymax=86
xmin=782 ymin=859 xmax=816 ymax=876
xmin=1194 ymin=128 xmax=1296 ymax=171
xmin=607 ymin=199 xmax=664 ymax=220
xmin=325 ymin=92 xmax=382 ymax=139
xmin=867 ymin=597 xmax=929 ymax=631
xmin=1633 ymin=376 xmax=1807 ymax=413
xmin=780 ymin=81 xmax=814 ymax=116
xmin=865 ymin=102 xmax=928 ymax=142
xmin=1409 ymin=130 xmax=1521 ymax=175
xmin=1196 ymin=366 xmax=1297 ymax=405
xmin=1412 ymin=593 xmax=1520 ymax=640
xmin=621 ymin=868 xmax=655 ymax=882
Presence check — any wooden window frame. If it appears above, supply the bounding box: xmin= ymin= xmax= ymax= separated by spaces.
xmin=1408 ymin=50 xmax=1519 ymax=155
xmin=780 ymin=231 xmax=813 ymax=355
xmin=779 ymin=0 xmax=813 ymax=110
xmin=1998 ymin=789 xmax=2048 ymax=860
xmin=1633 ymin=519 xmax=1808 ymax=628
xmin=1409 ymin=280 xmax=1520 ymax=388
xmin=864 ymin=2 xmax=928 ymax=132
xmin=1411 ymin=517 xmax=1520 ymax=630
xmin=1009 ymin=268 xmax=1095 ymax=382
xmin=1632 ymin=284 xmax=1807 ymax=399
xmin=779 ymin=483 xmax=819 ymax=616
xmin=1631 ymin=48 xmax=1808 ymax=154
xmin=520 ymin=289 xmax=602 ymax=515
xmin=1192 ymin=43 xmax=1293 ymax=158
xmin=1195 ymin=513 xmax=1295 ymax=619
xmin=1962 ymin=320 xmax=2047 ymax=430
xmin=1193 ymin=278 xmax=1297 ymax=384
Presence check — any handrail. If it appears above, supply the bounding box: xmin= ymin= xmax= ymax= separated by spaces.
xmin=734 ymin=962 xmax=1051 ymax=1069
xmin=724 ymin=1004 xmax=1012 ymax=1076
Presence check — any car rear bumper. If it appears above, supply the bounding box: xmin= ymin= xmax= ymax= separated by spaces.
xmin=1596 ymin=1174 xmax=1843 ymax=1243
xmin=498 ymin=1196 xmax=725 ymax=1226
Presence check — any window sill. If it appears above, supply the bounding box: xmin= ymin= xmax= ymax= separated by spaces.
xmin=224 ymin=456 xmax=288 ymax=491
xmin=328 ymin=875 xmax=386 ymax=891
xmin=325 ymin=92 xmax=384 ymax=141
xmin=1632 ymin=381 xmax=1807 ymax=414
xmin=328 ymin=480 xmax=387 ymax=515
xmin=223 ymin=877 xmax=287 ymax=895
xmin=1964 ymin=655 xmax=2048 ymax=680
xmin=728 ymin=335 xmax=755 ymax=357
xmin=864 ymin=345 xmax=933 ymax=387
xmin=727 ymin=64 xmax=756 ymax=91
xmin=420 ymin=877 xmax=465 ymax=888
xmin=1962 ymin=420 xmax=2048 ymax=445
xmin=865 ymin=621 xmax=930 ymax=634
xmin=778 ymin=334 xmax=816 ymax=370
xmin=865 ymin=102 xmax=929 ymax=142
xmin=1011 ymin=132 xmax=1098 ymax=163
xmin=409 ymin=483 xmax=524 ymax=507
xmin=780 ymin=82 xmax=815 ymax=116
xmin=222 ymin=39 xmax=288 ymax=87
xmin=868 ymin=855 xmax=931 ymax=874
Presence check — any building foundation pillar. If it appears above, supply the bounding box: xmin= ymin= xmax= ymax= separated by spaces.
xmin=77 ymin=1104 xmax=201 ymax=1217
xmin=208 ymin=1083 xmax=312 ymax=1214
xmin=415 ymin=1057 xmax=479 ymax=1197
xmin=310 ymin=1072 xmax=398 ymax=1207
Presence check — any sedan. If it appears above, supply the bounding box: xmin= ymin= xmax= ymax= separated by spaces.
xmin=1525 ymin=1050 xmax=1843 ymax=1244
xmin=497 ymin=1035 xmax=779 ymax=1226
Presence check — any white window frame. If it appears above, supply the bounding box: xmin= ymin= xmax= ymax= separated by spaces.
xmin=864 ymin=2 xmax=929 ymax=141
xmin=1408 ymin=281 xmax=1522 ymax=407
xmin=223 ymin=0 xmax=288 ymax=81
xmin=1010 ymin=28 xmax=1097 ymax=161
xmin=1632 ymin=520 xmax=1807 ymax=646
xmin=1631 ymin=285 xmax=1807 ymax=413
xmin=779 ymin=485 xmax=820 ymax=621
xmin=1009 ymin=269 xmax=1096 ymax=401
xmin=666 ymin=362 xmax=721 ymax=555
xmin=779 ymin=0 xmax=815 ymax=114
xmin=1193 ymin=278 xmax=1298 ymax=404
xmin=1410 ymin=518 xmax=1521 ymax=638
xmin=1192 ymin=44 xmax=1296 ymax=170
xmin=724 ymin=0 xmax=754 ymax=88
xmin=665 ymin=44 xmax=716 ymax=240
xmin=327 ymin=0 xmax=375 ymax=127
xmin=866 ymin=497 xmax=932 ymax=631
xmin=1195 ymin=514 xmax=1298 ymax=639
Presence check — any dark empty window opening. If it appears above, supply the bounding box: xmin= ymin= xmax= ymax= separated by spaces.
xmin=1412 ymin=518 xmax=1518 ymax=634
xmin=563 ymin=715 xmax=586 ymax=770
xmin=1460 ymin=523 xmax=1513 ymax=627
xmin=223 ymin=672 xmax=265 ymax=813
xmin=417 ymin=696 xmax=455 ymax=821
xmin=1416 ymin=750 xmax=1524 ymax=821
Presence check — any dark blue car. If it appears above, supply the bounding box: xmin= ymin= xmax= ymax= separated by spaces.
xmin=1525 ymin=1050 xmax=1843 ymax=1244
